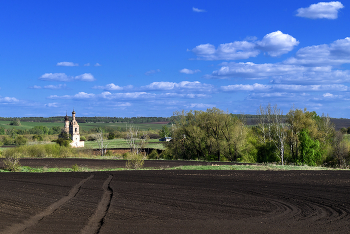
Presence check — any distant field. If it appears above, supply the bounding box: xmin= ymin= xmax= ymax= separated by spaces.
xmin=0 ymin=121 xmax=168 ymax=131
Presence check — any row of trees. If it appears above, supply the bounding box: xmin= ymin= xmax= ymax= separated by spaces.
xmin=165 ymin=106 xmax=349 ymax=167
xmin=0 ymin=116 xmax=177 ymax=124
xmin=0 ymin=126 xmax=61 ymax=136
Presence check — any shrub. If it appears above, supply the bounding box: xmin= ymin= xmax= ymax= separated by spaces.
xmin=71 ymin=164 xmax=80 ymax=172
xmin=125 ymin=152 xmax=145 ymax=169
xmin=108 ymin=132 xmax=115 ymax=140
xmin=80 ymin=136 xmax=86 ymax=141
xmin=15 ymin=135 xmax=28 ymax=146
xmin=147 ymin=149 xmax=159 ymax=159
xmin=3 ymin=152 xmax=21 ymax=171
xmin=3 ymin=136 xmax=14 ymax=145
xmin=33 ymin=135 xmax=44 ymax=141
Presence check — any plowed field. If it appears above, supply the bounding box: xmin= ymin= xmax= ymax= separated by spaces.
xmin=0 ymin=160 xmax=350 ymax=233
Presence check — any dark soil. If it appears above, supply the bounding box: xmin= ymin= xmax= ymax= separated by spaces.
xmin=0 ymin=160 xmax=350 ymax=233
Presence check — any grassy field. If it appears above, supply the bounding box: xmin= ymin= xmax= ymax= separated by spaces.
xmin=0 ymin=121 xmax=167 ymax=131
xmin=0 ymin=163 xmax=346 ymax=173
xmin=84 ymin=138 xmax=165 ymax=150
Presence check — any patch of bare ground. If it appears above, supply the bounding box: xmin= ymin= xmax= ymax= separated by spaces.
xmin=0 ymin=161 xmax=350 ymax=233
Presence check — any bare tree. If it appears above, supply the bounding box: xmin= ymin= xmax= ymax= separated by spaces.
xmin=96 ymin=130 xmax=109 ymax=156
xmin=125 ymin=125 xmax=148 ymax=169
xmin=257 ymin=104 xmax=287 ymax=165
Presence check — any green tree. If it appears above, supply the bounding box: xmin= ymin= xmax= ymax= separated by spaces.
xmin=167 ymin=108 xmax=247 ymax=161
xmin=298 ymin=129 xmax=322 ymax=166
xmin=159 ymin=125 xmax=171 ymax=138
xmin=10 ymin=118 xmax=21 ymax=126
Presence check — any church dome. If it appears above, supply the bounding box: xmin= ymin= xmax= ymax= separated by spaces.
xmin=64 ymin=115 xmax=69 ymax=121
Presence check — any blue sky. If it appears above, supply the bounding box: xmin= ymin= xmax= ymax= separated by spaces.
xmin=0 ymin=0 xmax=349 ymax=117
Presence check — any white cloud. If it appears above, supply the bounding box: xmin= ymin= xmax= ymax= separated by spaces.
xmin=209 ymin=62 xmax=306 ymax=79
xmin=43 ymin=84 xmax=67 ymax=90
xmin=191 ymin=31 xmax=298 ymax=60
xmin=142 ymin=81 xmax=214 ymax=92
xmin=93 ymin=83 xmax=124 ymax=91
xmin=323 ymin=93 xmax=334 ymax=97
xmin=192 ymin=41 xmax=259 ymax=60
xmin=221 ymin=83 xmax=270 ymax=91
xmin=186 ymin=103 xmax=215 ymax=108
xmin=114 ymin=102 xmax=132 ymax=107
xmin=30 ymin=85 xmax=42 ymax=89
xmin=74 ymin=73 xmax=95 ymax=81
xmin=74 ymin=92 xmax=95 ymax=99
xmin=56 ymin=62 xmax=79 ymax=66
xmin=296 ymin=1 xmax=344 ymax=19
xmin=48 ymin=92 xmax=95 ymax=100
xmin=0 ymin=96 xmax=19 ymax=103
xmin=145 ymin=69 xmax=161 ymax=76
xmin=192 ymin=7 xmax=206 ymax=12
xmin=45 ymin=103 xmax=59 ymax=107
xmin=40 ymin=73 xmax=70 ymax=81
xmin=94 ymin=63 xmax=101 ymax=66
xmin=39 ymin=73 xmax=95 ymax=82
xmin=285 ymin=37 xmax=350 ymax=66
xmin=221 ymin=83 xmax=348 ymax=92
xmin=256 ymin=31 xmax=299 ymax=57
xmin=161 ymin=93 xmax=209 ymax=98
xmin=84 ymin=63 xmax=90 ymax=66
xmin=100 ymin=92 xmax=155 ymax=100
xmin=180 ymin=68 xmax=201 ymax=74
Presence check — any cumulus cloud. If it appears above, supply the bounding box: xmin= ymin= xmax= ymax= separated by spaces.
xmin=180 ymin=68 xmax=201 ymax=74
xmin=40 ymin=73 xmax=70 ymax=81
xmin=48 ymin=92 xmax=95 ymax=100
xmin=221 ymin=83 xmax=348 ymax=92
xmin=296 ymin=1 xmax=344 ymax=19
xmin=84 ymin=63 xmax=90 ymax=66
xmin=74 ymin=73 xmax=95 ymax=81
xmin=45 ymin=103 xmax=59 ymax=107
xmin=39 ymin=73 xmax=95 ymax=82
xmin=191 ymin=31 xmax=298 ymax=60
xmin=0 ymin=96 xmax=19 ymax=103
xmin=145 ymin=69 xmax=161 ymax=76
xmin=256 ymin=31 xmax=299 ymax=57
xmin=94 ymin=63 xmax=101 ymax=66
xmin=192 ymin=7 xmax=206 ymax=12
xmin=44 ymin=84 xmax=67 ymax=90
xmin=100 ymin=92 xmax=155 ymax=100
xmin=142 ymin=81 xmax=214 ymax=92
xmin=93 ymin=83 xmax=124 ymax=91
xmin=56 ymin=62 xmax=79 ymax=66
xmin=285 ymin=37 xmax=350 ymax=66
xmin=208 ymin=62 xmax=306 ymax=79
xmin=185 ymin=103 xmax=215 ymax=108
xmin=161 ymin=93 xmax=209 ymax=98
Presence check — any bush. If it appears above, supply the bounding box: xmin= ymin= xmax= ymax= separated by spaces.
xmin=80 ymin=136 xmax=86 ymax=141
xmin=3 ymin=136 xmax=14 ymax=145
xmin=147 ymin=149 xmax=159 ymax=159
xmin=10 ymin=119 xmax=21 ymax=126
xmin=108 ymin=132 xmax=115 ymax=140
xmin=3 ymin=152 xmax=21 ymax=171
xmin=33 ymin=135 xmax=44 ymax=141
xmin=15 ymin=135 xmax=28 ymax=146
xmin=125 ymin=152 xmax=145 ymax=169
xmin=71 ymin=164 xmax=80 ymax=172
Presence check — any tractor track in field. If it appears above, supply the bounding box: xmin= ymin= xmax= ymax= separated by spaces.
xmin=0 ymin=174 xmax=94 ymax=234
xmin=0 ymin=160 xmax=350 ymax=233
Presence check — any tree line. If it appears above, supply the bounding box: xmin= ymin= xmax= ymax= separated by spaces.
xmin=163 ymin=106 xmax=349 ymax=168
xmin=0 ymin=116 xmax=177 ymax=124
